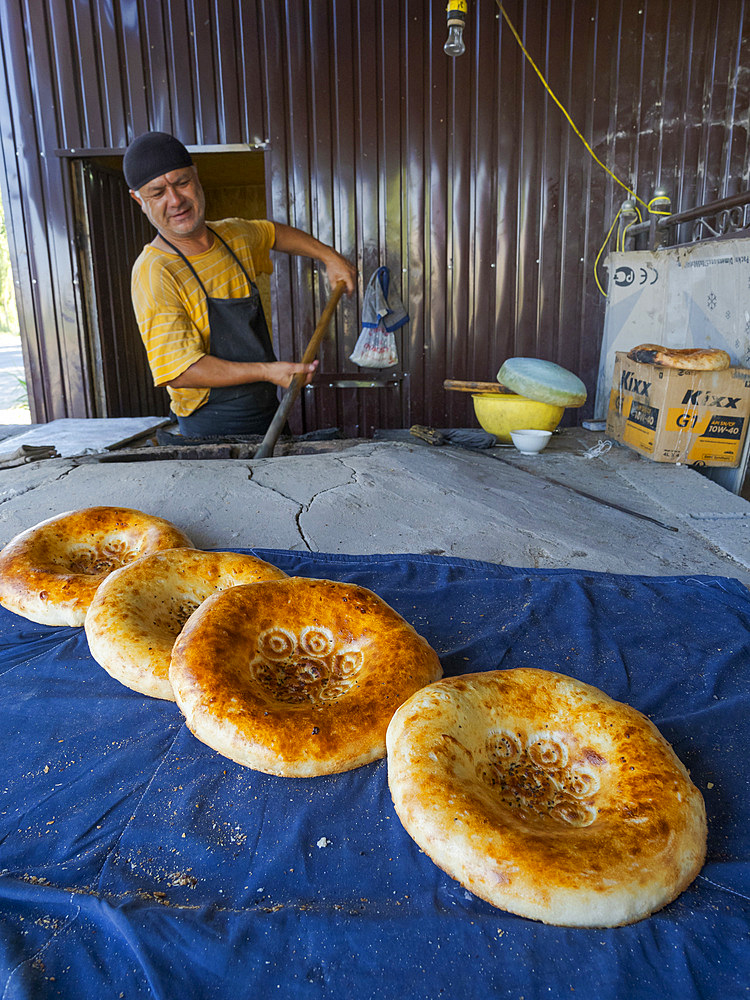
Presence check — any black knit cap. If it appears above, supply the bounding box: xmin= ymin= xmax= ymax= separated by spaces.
xmin=123 ymin=131 xmax=193 ymax=191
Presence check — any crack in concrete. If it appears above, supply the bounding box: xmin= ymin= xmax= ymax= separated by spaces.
xmin=0 ymin=463 xmax=77 ymax=506
xmin=294 ymin=458 xmax=360 ymax=550
xmin=249 ymin=480 xmax=309 ymax=550
xmin=252 ymin=457 xmax=360 ymax=552
xmin=55 ymin=466 xmax=78 ymax=481
xmin=0 ymin=483 xmax=40 ymax=505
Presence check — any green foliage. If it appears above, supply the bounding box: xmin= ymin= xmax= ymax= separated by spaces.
xmin=10 ymin=373 xmax=28 ymax=409
xmin=0 ymin=200 xmax=19 ymax=335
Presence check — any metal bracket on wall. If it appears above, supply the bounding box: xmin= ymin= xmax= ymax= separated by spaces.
xmin=624 ymin=190 xmax=750 ymax=251
xmin=304 ymin=373 xmax=404 ymax=391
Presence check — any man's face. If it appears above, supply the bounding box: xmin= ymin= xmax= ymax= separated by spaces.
xmin=131 ymin=166 xmax=206 ymax=241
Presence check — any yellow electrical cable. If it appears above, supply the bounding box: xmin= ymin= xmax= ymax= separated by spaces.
xmin=495 ymin=0 xmax=649 ymax=211
xmin=617 ymin=203 xmax=642 ymax=252
xmin=617 ymin=218 xmax=633 ymax=253
xmin=647 ymin=196 xmax=671 ymax=216
xmin=594 ymin=210 xmax=622 ymax=297
xmin=494 ymin=2 xmax=674 ymax=296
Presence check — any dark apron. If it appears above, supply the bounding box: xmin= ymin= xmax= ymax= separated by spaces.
xmin=161 ymin=227 xmax=280 ymax=436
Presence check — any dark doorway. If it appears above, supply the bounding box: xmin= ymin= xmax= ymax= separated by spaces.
xmin=72 ymin=148 xmax=268 ymax=419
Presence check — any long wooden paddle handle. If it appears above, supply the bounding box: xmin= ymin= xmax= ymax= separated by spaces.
xmin=299 ymin=281 xmax=346 ymax=364
xmin=255 ymin=281 xmax=347 ymax=458
xmin=443 ymin=379 xmax=514 ymax=394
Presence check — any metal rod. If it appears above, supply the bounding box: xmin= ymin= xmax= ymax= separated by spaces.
xmin=481 ymin=451 xmax=679 ymax=532
xmin=409 ymin=426 xmax=678 ymax=531
xmin=541 ymin=476 xmax=678 ymax=531
xmin=656 ymin=189 xmax=750 ymax=228
xmin=623 ymin=191 xmax=750 ymax=242
xmin=255 ymin=281 xmax=346 ymax=459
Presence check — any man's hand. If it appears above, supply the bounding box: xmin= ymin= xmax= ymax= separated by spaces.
xmin=272 ymin=222 xmax=357 ymax=294
xmin=321 ymin=250 xmax=357 ymax=295
xmin=263 ymin=359 xmax=319 ymax=389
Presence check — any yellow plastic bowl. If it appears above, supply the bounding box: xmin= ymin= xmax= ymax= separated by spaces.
xmin=472 ymin=393 xmax=564 ymax=443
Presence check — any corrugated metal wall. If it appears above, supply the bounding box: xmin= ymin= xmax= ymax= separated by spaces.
xmin=0 ymin=0 xmax=747 ymax=431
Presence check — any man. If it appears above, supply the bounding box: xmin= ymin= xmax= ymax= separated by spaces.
xmin=124 ymin=131 xmax=356 ymax=437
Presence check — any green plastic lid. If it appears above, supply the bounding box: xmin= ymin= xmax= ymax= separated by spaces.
xmin=497 ymin=358 xmax=587 ymax=408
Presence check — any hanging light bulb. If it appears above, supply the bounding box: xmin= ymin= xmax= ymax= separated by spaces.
xmin=444 ymin=0 xmax=467 ymax=57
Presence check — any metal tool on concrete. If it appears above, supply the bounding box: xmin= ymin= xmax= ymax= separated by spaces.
xmin=409 ymin=425 xmax=679 ymax=533
xmin=498 ymin=459 xmax=679 ymax=532
xmin=255 ymin=281 xmax=346 ymax=459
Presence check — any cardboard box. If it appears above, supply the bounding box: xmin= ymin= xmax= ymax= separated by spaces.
xmin=606 ymin=352 xmax=750 ymax=467
xmin=595 ymin=240 xmax=750 ymax=421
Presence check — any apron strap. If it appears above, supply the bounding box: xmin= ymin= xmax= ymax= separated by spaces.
xmin=158 ymin=227 xmax=256 ymax=298
xmin=208 ymin=227 xmax=256 ymax=288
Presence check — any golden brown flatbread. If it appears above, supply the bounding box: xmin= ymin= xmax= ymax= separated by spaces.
xmin=386 ymin=668 xmax=707 ymax=927
xmin=85 ymin=548 xmax=288 ymax=700
xmin=0 ymin=507 xmax=193 ymax=626
xmin=627 ymin=343 xmax=731 ymax=370
xmin=169 ymin=577 xmax=443 ymax=776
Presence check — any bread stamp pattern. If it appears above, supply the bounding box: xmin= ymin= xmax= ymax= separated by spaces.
xmin=479 ymin=730 xmax=600 ymax=828
xmin=252 ymin=626 xmax=364 ymax=704
xmin=69 ymin=539 xmax=134 ymax=575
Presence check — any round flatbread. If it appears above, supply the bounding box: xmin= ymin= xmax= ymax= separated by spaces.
xmin=0 ymin=507 xmax=193 ymax=626
xmin=169 ymin=577 xmax=443 ymax=776
xmin=386 ymin=668 xmax=707 ymax=927
xmin=85 ymin=548 xmax=288 ymax=700
xmin=627 ymin=343 xmax=731 ymax=370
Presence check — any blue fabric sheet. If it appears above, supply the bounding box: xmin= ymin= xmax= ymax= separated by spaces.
xmin=0 ymin=551 xmax=748 ymax=1000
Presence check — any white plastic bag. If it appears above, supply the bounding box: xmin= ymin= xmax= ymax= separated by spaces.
xmin=349 ymin=320 xmax=399 ymax=368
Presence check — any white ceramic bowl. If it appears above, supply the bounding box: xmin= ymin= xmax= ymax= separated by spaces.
xmin=510 ymin=428 xmax=552 ymax=455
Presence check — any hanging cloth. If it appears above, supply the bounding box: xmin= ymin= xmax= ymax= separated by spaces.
xmin=350 ymin=267 xmax=408 ymax=368
xmin=160 ymin=227 xmax=280 ymax=436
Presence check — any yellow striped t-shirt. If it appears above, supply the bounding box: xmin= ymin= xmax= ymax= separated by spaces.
xmin=131 ymin=218 xmax=275 ymax=416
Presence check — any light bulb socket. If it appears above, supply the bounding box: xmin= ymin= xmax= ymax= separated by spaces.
xmin=446 ymin=0 xmax=467 ymax=28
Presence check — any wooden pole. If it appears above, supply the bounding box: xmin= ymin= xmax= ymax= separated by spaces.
xmin=255 ymin=281 xmax=346 ymax=458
